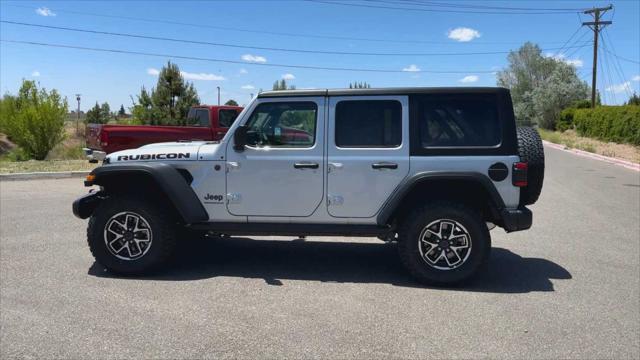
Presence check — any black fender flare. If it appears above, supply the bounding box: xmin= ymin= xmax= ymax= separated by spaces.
xmin=376 ymin=171 xmax=506 ymax=226
xmin=81 ymin=163 xmax=208 ymax=224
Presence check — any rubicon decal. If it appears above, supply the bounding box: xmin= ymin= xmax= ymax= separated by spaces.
xmin=117 ymin=153 xmax=190 ymax=161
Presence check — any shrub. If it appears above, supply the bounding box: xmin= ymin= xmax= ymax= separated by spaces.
xmin=0 ymin=80 xmax=68 ymax=160
xmin=557 ymin=108 xmax=575 ymax=132
xmin=573 ymin=105 xmax=640 ymax=145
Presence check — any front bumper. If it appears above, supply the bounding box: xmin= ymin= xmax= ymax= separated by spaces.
xmin=72 ymin=191 xmax=104 ymax=219
xmin=500 ymin=207 xmax=532 ymax=233
xmin=83 ymin=148 xmax=106 ymax=163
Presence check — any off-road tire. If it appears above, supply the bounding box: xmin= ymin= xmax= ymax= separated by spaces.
xmin=87 ymin=195 xmax=177 ymax=274
xmin=397 ymin=202 xmax=491 ymax=285
xmin=516 ymin=127 xmax=545 ymax=205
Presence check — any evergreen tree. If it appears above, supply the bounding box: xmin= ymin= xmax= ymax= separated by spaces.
xmin=118 ymin=104 xmax=126 ymax=117
xmin=626 ymin=92 xmax=640 ymax=106
xmin=272 ymin=79 xmax=296 ymax=91
xmin=131 ymin=62 xmax=200 ymax=125
xmin=86 ymin=102 xmax=111 ymax=124
xmin=349 ymin=81 xmax=371 ymax=89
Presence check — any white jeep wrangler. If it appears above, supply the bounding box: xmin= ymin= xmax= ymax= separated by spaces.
xmin=73 ymin=87 xmax=544 ymax=285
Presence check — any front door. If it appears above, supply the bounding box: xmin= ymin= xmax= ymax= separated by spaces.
xmin=327 ymin=96 xmax=410 ymax=218
xmin=226 ymin=97 xmax=325 ymax=217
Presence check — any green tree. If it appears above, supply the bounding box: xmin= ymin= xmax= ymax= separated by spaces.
xmin=272 ymin=79 xmax=296 ymax=91
xmin=86 ymin=102 xmax=111 ymax=124
xmin=626 ymin=92 xmax=640 ymax=106
xmin=349 ymin=81 xmax=371 ymax=89
xmin=225 ymin=99 xmax=239 ymax=106
xmin=131 ymin=62 xmax=200 ymax=125
xmin=497 ymin=42 xmax=590 ymax=128
xmin=118 ymin=104 xmax=126 ymax=117
xmin=0 ymin=80 xmax=68 ymax=160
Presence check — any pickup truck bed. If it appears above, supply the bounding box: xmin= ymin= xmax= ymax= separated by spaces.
xmin=85 ymin=105 xmax=242 ymax=154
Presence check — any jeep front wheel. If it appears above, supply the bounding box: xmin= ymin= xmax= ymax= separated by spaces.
xmin=397 ymin=202 xmax=490 ymax=285
xmin=87 ymin=195 xmax=177 ymax=274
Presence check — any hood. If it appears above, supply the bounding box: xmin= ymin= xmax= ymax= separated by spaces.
xmin=107 ymin=141 xmax=214 ymax=163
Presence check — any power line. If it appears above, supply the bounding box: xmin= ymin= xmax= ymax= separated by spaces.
xmin=0 ymin=20 xmax=591 ymax=58
xmin=600 ymin=31 xmax=632 ymax=99
xmin=395 ymin=0 xmax=587 ymax=12
xmin=308 ymin=0 xmax=582 ymax=14
xmin=0 ymin=39 xmax=500 ymax=74
xmin=370 ymin=0 xmax=583 ymax=12
xmin=554 ymin=26 xmax=585 ymax=58
xmin=1 ymin=3 xmax=571 ymax=45
xmin=603 ymin=27 xmax=635 ymax=94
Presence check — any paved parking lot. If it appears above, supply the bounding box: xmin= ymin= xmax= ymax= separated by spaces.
xmin=1 ymin=146 xmax=639 ymax=358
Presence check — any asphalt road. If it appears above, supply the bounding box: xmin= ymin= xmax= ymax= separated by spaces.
xmin=1 ymin=146 xmax=639 ymax=359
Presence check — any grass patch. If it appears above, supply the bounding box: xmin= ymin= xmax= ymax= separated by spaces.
xmin=0 ymin=159 xmax=97 ymax=174
xmin=538 ymin=128 xmax=640 ymax=163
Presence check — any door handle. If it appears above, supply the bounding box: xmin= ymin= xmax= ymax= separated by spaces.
xmin=372 ymin=162 xmax=398 ymax=170
xmin=294 ymin=162 xmax=319 ymax=169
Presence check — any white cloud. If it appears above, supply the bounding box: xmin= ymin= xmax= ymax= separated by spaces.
xmin=632 ymin=75 xmax=640 ymax=82
xmin=606 ymin=81 xmax=632 ymax=94
xmin=31 ymin=71 xmax=40 ymax=77
xmin=147 ymin=68 xmax=224 ymax=81
xmin=180 ymin=71 xmax=225 ymax=81
xmin=459 ymin=75 xmax=479 ymax=83
xmin=402 ymin=64 xmax=421 ymax=72
xmin=241 ymin=54 xmax=267 ymax=63
xmin=239 ymin=68 xmax=248 ymax=74
xmin=544 ymin=53 xmax=583 ymax=67
xmin=241 ymin=85 xmax=255 ymax=90
xmin=282 ymin=73 xmax=295 ymax=80
xmin=447 ymin=27 xmax=481 ymax=42
xmin=36 ymin=7 xmax=56 ymax=16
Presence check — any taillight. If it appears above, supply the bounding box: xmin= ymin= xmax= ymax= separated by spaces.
xmin=512 ymin=162 xmax=528 ymax=187
xmin=99 ymin=130 xmax=109 ymax=147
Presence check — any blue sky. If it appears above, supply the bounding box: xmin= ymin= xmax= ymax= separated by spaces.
xmin=1 ymin=0 xmax=639 ymax=110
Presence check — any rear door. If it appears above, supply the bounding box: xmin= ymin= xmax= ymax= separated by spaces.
xmin=327 ymin=96 xmax=409 ymax=218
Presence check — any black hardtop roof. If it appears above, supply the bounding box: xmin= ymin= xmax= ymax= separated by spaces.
xmin=257 ymin=87 xmax=509 ymax=98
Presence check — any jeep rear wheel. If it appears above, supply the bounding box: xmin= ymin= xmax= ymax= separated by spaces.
xmin=397 ymin=202 xmax=490 ymax=285
xmin=87 ymin=195 xmax=177 ymax=274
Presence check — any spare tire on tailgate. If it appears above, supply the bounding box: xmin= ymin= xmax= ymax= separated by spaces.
xmin=516 ymin=127 xmax=545 ymax=205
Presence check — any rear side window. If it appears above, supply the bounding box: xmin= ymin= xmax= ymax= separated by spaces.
xmin=186 ymin=108 xmax=210 ymax=127
xmin=417 ymin=95 xmax=500 ymax=147
xmin=219 ymin=109 xmax=239 ymax=128
xmin=335 ymin=100 xmax=402 ymax=147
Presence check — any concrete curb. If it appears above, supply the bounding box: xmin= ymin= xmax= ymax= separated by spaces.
xmin=543 ymin=140 xmax=640 ymax=172
xmin=0 ymin=171 xmax=91 ymax=181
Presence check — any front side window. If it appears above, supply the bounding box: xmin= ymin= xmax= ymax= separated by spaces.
xmin=417 ymin=96 xmax=501 ymax=147
xmin=186 ymin=108 xmax=210 ymax=127
xmin=244 ymin=102 xmax=317 ymax=148
xmin=219 ymin=109 xmax=239 ymax=128
xmin=335 ymin=100 xmax=402 ymax=147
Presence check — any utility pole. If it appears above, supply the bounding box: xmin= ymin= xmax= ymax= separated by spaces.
xmin=216 ymin=86 xmax=221 ymax=106
xmin=75 ymin=94 xmax=81 ymax=135
xmin=583 ymin=4 xmax=612 ymax=108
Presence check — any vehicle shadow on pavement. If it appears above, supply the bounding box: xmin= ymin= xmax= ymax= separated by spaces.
xmin=88 ymin=236 xmax=571 ymax=293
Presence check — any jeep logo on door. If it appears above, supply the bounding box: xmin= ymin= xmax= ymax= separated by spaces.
xmin=117 ymin=153 xmax=190 ymax=161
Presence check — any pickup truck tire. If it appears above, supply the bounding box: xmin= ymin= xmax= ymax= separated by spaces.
xmin=397 ymin=202 xmax=490 ymax=285
xmin=87 ymin=195 xmax=177 ymax=274
xmin=516 ymin=127 xmax=545 ymax=205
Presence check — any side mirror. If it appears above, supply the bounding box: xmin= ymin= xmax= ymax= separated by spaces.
xmin=233 ymin=125 xmax=248 ymax=151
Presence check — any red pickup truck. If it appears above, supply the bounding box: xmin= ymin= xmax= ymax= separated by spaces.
xmin=84 ymin=105 xmax=242 ymax=158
